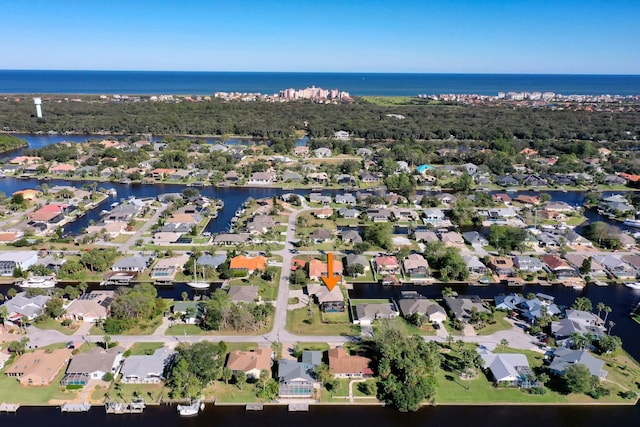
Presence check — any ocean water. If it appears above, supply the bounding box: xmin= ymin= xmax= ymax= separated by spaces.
xmin=0 ymin=70 xmax=639 ymax=96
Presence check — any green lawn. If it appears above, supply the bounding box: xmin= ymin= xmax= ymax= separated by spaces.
xmin=0 ymin=365 xmax=78 ymax=404
xmin=91 ymin=314 xmax=164 ymax=336
xmin=96 ymin=383 xmax=167 ymax=404
xmin=127 ymin=342 xmax=165 ymax=355
xmin=34 ymin=318 xmax=79 ymax=336
xmin=205 ymin=382 xmax=260 ymax=403
xmin=319 ymin=378 xmax=350 ymax=402
xmin=353 ymin=379 xmax=378 ymax=398
xmin=286 ymin=306 xmax=357 ymax=336
xmin=165 ymin=317 xmax=272 ymax=336
xmin=225 ymin=342 xmax=259 ymax=352
xmin=474 ymin=312 xmax=513 ymax=336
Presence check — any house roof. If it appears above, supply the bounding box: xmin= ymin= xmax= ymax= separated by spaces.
xmin=328 ymin=347 xmax=373 ymax=376
xmin=355 ymin=302 xmax=398 ymax=320
xmin=403 ymin=253 xmax=429 ymax=270
xmin=308 ymin=258 xmax=343 ymax=278
xmin=229 ymin=255 xmax=266 ymax=271
xmin=227 ymin=349 xmax=272 ymax=374
xmin=541 ymin=255 xmax=573 ymax=271
xmin=65 ymin=347 xmax=124 ymax=375
xmin=5 ymin=348 xmax=72 ymax=382
xmin=478 ymin=348 xmax=530 ymax=382
xmin=301 ymin=351 xmax=323 ymax=367
xmin=121 ymin=348 xmax=174 ymax=379
xmin=227 ymin=285 xmax=259 ymax=302
xmin=278 ymin=359 xmax=314 ymax=382
xmin=549 ymin=348 xmax=607 ymax=378
xmin=374 ymin=255 xmax=399 ymax=268
xmin=307 ymin=283 xmax=344 ymax=304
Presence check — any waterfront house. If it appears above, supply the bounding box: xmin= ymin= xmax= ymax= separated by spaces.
xmin=120 ymin=348 xmax=174 ymax=384
xmin=314 ymin=147 xmax=333 ymax=158
xmin=229 ymin=255 xmax=267 ymax=274
xmin=621 ymin=255 xmax=640 ymax=276
xmin=213 ymin=233 xmax=251 ymax=245
xmin=308 ymin=258 xmax=343 ymax=281
xmin=462 ymin=231 xmax=489 ymax=246
xmin=226 ymin=348 xmax=272 ymax=379
xmin=360 ymin=173 xmax=381 ymax=183
xmin=513 ymin=256 xmax=545 ymax=272
xmin=339 ymin=229 xmax=363 ymax=244
xmin=592 ymin=254 xmax=636 ymax=279
xmin=28 ymin=204 xmax=67 ymax=224
xmin=564 ymin=253 xmax=607 ymax=277
xmin=477 ymin=348 xmax=535 ymax=387
xmin=496 ymin=175 xmax=520 ymax=187
xmin=0 ymin=250 xmax=38 ymax=275
xmin=197 ymin=253 xmax=227 ymax=270
xmin=345 ymin=253 xmax=369 ymax=273
xmin=551 ymin=309 xmax=604 ymax=342
xmin=111 ymin=255 xmax=152 ymax=273
xmin=309 ymin=193 xmax=332 ymax=205
xmin=514 ymin=195 xmax=540 ymax=205
xmin=248 ymin=172 xmax=276 ymax=185
xmin=61 ymin=346 xmax=124 ymax=386
xmin=549 ymin=348 xmax=607 ymax=379
xmin=335 ymin=193 xmax=357 ymax=205
xmin=5 ymin=349 xmax=72 ymax=386
xmin=353 ymin=301 xmax=399 ymax=325
xmin=443 ymin=295 xmax=489 ymax=323
xmin=402 ymin=254 xmax=430 ymax=280
xmin=414 ymin=229 xmax=439 ymax=243
xmin=374 ymin=255 xmax=400 ymax=275
xmin=63 ymin=291 xmax=114 ymax=323
xmin=1 ymin=291 xmax=50 ymax=324
xmin=246 ymin=215 xmax=276 ymax=234
xmin=541 ymin=255 xmax=579 ymax=279
xmin=307 ymin=283 xmax=345 ymax=313
xmin=172 ymin=301 xmax=203 ymax=325
xmin=440 ymin=231 xmax=464 ymax=246
xmin=487 ymin=256 xmax=516 ymax=277
xmin=228 ymin=285 xmax=259 ymax=303
xmin=278 ymin=359 xmax=315 ymax=398
xmin=463 ymin=255 xmax=488 ymax=275
xmin=328 ymin=347 xmax=373 ymax=379
xmin=337 ymin=208 xmax=360 ymax=219
xmin=150 ymin=255 xmax=189 ymax=282
xmin=397 ymin=291 xmax=447 ymax=323
xmin=366 ymin=208 xmax=392 ymax=222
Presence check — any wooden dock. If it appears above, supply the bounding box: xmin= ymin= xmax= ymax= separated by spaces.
xmin=105 ymin=400 xmax=145 ymax=414
xmin=288 ymin=403 xmax=309 ymax=412
xmin=61 ymin=402 xmax=91 ymax=413
xmin=246 ymin=403 xmax=263 ymax=411
xmin=0 ymin=403 xmax=20 ymax=413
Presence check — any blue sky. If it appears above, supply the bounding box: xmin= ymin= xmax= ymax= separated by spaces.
xmin=1 ymin=0 xmax=638 ymax=73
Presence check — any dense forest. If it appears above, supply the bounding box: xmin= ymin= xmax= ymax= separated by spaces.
xmin=1 ymin=97 xmax=639 ymax=142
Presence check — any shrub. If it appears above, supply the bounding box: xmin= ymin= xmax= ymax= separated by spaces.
xmin=102 ymin=372 xmax=114 ymax=381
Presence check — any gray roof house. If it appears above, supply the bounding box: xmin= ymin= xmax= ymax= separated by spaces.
xmin=462 ymin=231 xmax=489 ymax=246
xmin=477 ymin=348 xmax=536 ymax=387
xmin=310 ymin=228 xmax=333 ymax=243
xmin=345 ymin=254 xmax=369 ymax=271
xmin=549 ymin=348 xmax=607 ymax=379
xmin=339 ymin=229 xmax=362 ymax=244
xmin=397 ymin=291 xmax=447 ymax=323
xmin=414 ymin=230 xmax=439 ymax=243
xmin=2 ymin=292 xmax=51 ymax=322
xmin=335 ymin=193 xmax=357 ymax=205
xmin=463 ymin=255 xmax=487 ymax=275
xmin=278 ymin=359 xmax=315 ymax=398
xmin=443 ymin=295 xmax=489 ymax=322
xmin=111 ymin=255 xmax=152 ymax=272
xmin=337 ymin=208 xmax=360 ymax=218
xmin=513 ymin=256 xmax=545 ymax=272
xmin=353 ymin=302 xmax=399 ymax=326
xmin=120 ymin=347 xmax=175 ymax=384
xmin=61 ymin=346 xmax=124 ymax=386
xmin=301 ymin=351 xmax=323 ymax=367
xmin=197 ymin=253 xmax=227 ymax=269
xmin=228 ymin=285 xmax=259 ymax=303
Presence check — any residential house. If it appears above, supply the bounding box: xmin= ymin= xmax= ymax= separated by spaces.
xmin=551 ymin=309 xmax=604 ymax=342
xmin=514 ymin=195 xmax=540 ymax=205
xmin=2 ymin=292 xmax=50 ymax=323
xmin=487 ymin=257 xmax=515 ymax=277
xmin=172 ymin=301 xmax=204 ymax=325
xmin=61 ymin=347 xmax=125 ymax=386
xmin=228 ymin=285 xmax=259 ymax=303
xmin=397 ymin=291 xmax=447 ymax=323
xmin=366 ymin=208 xmax=392 ymax=222
xmin=63 ymin=291 xmax=114 ymax=323
xmin=392 ymin=208 xmax=419 ymax=222
xmin=226 ymin=349 xmax=272 ymax=379
xmin=621 ymin=255 xmax=640 ymax=277
xmin=111 ymin=255 xmax=152 ymax=273
xmin=293 ymin=146 xmax=310 ymax=157
xmin=246 ymin=215 xmax=276 ymax=234
xmin=496 ymin=175 xmax=520 ymax=187
xmin=313 ymin=208 xmax=333 ymax=219
xmin=278 ymin=359 xmax=315 ymax=398
xmin=301 ymin=351 xmax=323 ymax=367
xmin=248 ymin=172 xmax=276 ymax=184
xmin=414 ymin=229 xmax=439 ymax=243
xmin=360 ymin=173 xmax=381 ymax=184
xmin=307 ymin=283 xmax=345 ymax=313
xmin=541 ymin=255 xmax=579 ymax=279
xmin=477 ymin=348 xmax=535 ymax=387
xmin=463 ymin=255 xmax=488 ymax=275
xmin=28 ymin=204 xmax=67 ymax=224
xmin=328 ymin=347 xmax=373 ymax=379
xmin=213 ymin=233 xmax=251 ymax=245
xmin=564 ymin=254 xmax=607 ymax=277
xmin=0 ymin=251 xmax=38 ymax=275
xmin=402 ymin=254 xmax=430 ymax=280
xmin=50 ymin=163 xmax=76 ymax=175
xmin=5 ymin=349 xmax=72 ymax=386
xmin=440 ymin=231 xmax=464 ymax=245
xmin=309 ymin=193 xmax=332 ymax=205
xmin=229 ymin=255 xmax=267 ymax=274
xmin=374 ymin=255 xmax=400 ymax=275
xmin=310 ymin=228 xmax=333 ymax=243
xmin=197 ymin=253 xmax=227 ymax=270
xmin=334 ymin=130 xmax=349 ymax=140
xmin=150 ymin=255 xmax=189 ymax=282
xmin=308 ymin=258 xmax=343 ymax=281
xmin=549 ymin=348 xmax=607 ymax=379
xmin=353 ymin=301 xmax=399 ymax=325
xmin=314 ymin=147 xmax=333 ymax=158
xmin=462 ymin=231 xmax=489 ymax=246
xmin=281 ymin=171 xmax=302 ymax=183
xmin=335 ymin=193 xmax=357 ymax=205
xmin=443 ymin=295 xmax=489 ymax=323
xmin=592 ymin=254 xmax=636 ymax=279
xmin=120 ymin=348 xmax=174 ymax=384
xmin=344 ymin=254 xmax=369 ymax=273
xmin=339 ymin=229 xmax=362 ymax=244
xmin=513 ymin=256 xmax=545 ymax=272
xmin=337 ymin=208 xmax=360 ymax=219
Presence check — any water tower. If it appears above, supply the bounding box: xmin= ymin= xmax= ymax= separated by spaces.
xmin=33 ymin=97 xmax=43 ymax=118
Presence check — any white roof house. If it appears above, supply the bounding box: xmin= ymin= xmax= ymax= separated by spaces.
xmin=120 ymin=348 xmax=175 ymax=384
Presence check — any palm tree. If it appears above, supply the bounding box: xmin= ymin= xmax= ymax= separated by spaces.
xmin=499 ymin=338 xmax=509 ymax=352
xmin=608 ymin=320 xmax=616 ymax=335
xmin=596 ymin=302 xmax=605 ymax=319
xmin=603 ymin=306 xmax=612 ymax=323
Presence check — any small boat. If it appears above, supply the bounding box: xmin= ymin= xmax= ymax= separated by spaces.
xmin=187 ymin=260 xmax=209 ymax=290
xmin=20 ymin=276 xmax=57 ymax=289
xmin=625 ymin=282 xmax=640 ymax=290
xmin=177 ymin=399 xmax=204 ymax=416
xmin=623 ymin=219 xmax=640 ymax=228
xmin=107 ymin=188 xmax=117 ymax=197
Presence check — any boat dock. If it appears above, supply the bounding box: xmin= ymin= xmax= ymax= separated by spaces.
xmin=288 ymin=403 xmax=309 ymax=412
xmin=246 ymin=403 xmax=263 ymax=411
xmin=105 ymin=400 xmax=146 ymax=414
xmin=0 ymin=403 xmax=20 ymax=413
xmin=61 ymin=402 xmax=91 ymax=413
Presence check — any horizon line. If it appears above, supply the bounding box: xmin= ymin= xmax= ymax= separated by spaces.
xmin=1 ymin=69 xmax=639 ymax=77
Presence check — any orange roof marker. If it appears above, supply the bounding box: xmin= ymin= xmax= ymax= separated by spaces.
xmin=321 ymin=252 xmax=341 ymax=291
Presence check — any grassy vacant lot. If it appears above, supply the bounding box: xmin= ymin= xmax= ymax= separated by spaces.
xmin=205 ymin=382 xmax=260 ymax=403
xmin=373 ymin=317 xmax=437 ymax=336
xmin=287 ymin=305 xmax=357 ymax=336
xmin=34 ymin=318 xmax=79 ymax=336
xmin=93 ymin=382 xmax=167 ymax=404
xmin=91 ymin=314 xmax=164 ymax=336
xmin=127 ymin=342 xmax=165 ymax=355
xmin=474 ymin=312 xmax=513 ymax=336
xmin=320 ymin=378 xmax=350 ymax=402
xmin=0 ymin=366 xmax=78 ymax=404
xmin=165 ymin=316 xmax=272 ymax=336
